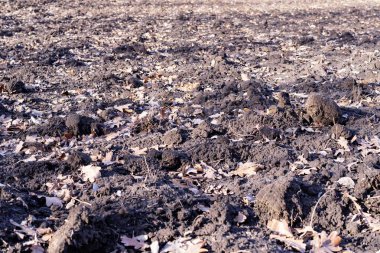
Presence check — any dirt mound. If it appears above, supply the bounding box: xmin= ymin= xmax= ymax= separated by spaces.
xmin=255 ymin=176 xmax=315 ymax=226
xmin=47 ymin=206 xmax=117 ymax=253
xmin=65 ymin=114 xmax=102 ymax=136
xmin=1 ymin=1 xmax=380 ymax=252
xmin=1 ymin=75 xmax=27 ymax=94
xmin=305 ymin=93 xmax=342 ymax=125
xmin=0 ymin=161 xmax=73 ymax=191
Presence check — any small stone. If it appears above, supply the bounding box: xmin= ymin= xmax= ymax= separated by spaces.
xmin=305 ymin=93 xmax=341 ymax=125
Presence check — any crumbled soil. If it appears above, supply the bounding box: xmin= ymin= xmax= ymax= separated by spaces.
xmin=1 ymin=0 xmax=380 ymax=252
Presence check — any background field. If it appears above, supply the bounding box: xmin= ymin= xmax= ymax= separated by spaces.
xmin=1 ymin=0 xmax=380 ymax=252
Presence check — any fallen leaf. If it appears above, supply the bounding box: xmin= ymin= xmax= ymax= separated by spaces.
xmin=270 ymin=234 xmax=306 ymax=252
xmin=197 ymin=204 xmax=210 ymax=212
xmin=81 ymin=165 xmax=101 ymax=182
xmin=130 ymin=146 xmax=147 ymax=155
xmin=9 ymin=219 xmax=36 ymax=237
xmin=345 ymin=192 xmax=380 ymax=232
xmin=161 ymin=237 xmax=207 ymax=253
xmin=337 ymin=137 xmax=350 ymax=151
xmin=194 ymin=161 xmax=217 ymax=179
xmin=230 ymin=162 xmax=264 ymax=177
xmin=121 ymin=235 xmax=148 ymax=250
xmin=102 ymin=151 xmax=114 ymax=165
xmin=176 ymin=82 xmax=200 ymax=92
xmin=15 ymin=141 xmax=24 ymax=153
xmin=150 ymin=241 xmax=159 ymax=253
xmin=311 ymin=231 xmax=342 ymax=253
xmin=267 ymin=219 xmax=294 ymax=237
xmin=295 ymin=225 xmax=316 ymax=239
xmin=241 ymin=73 xmax=250 ymax=81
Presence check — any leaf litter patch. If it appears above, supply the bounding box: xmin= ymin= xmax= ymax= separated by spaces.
xmin=1 ymin=0 xmax=380 ymax=252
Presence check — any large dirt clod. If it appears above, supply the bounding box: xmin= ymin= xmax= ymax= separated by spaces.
xmin=47 ymin=206 xmax=117 ymax=253
xmin=65 ymin=114 xmax=102 ymax=136
xmin=254 ymin=176 xmax=304 ymax=225
xmin=6 ymin=80 xmax=26 ymax=94
xmin=305 ymin=93 xmax=342 ymax=125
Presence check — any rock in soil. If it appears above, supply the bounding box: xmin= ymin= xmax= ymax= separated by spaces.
xmin=305 ymin=93 xmax=342 ymax=125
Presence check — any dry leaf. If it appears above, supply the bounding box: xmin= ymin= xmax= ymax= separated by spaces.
xmin=295 ymin=225 xmax=316 ymax=239
xmin=270 ymin=234 xmax=306 ymax=252
xmin=130 ymin=146 xmax=147 ymax=155
xmin=194 ymin=161 xmax=217 ymax=179
xmin=311 ymin=231 xmax=342 ymax=253
xmin=102 ymin=151 xmax=114 ymax=165
xmin=345 ymin=192 xmax=380 ymax=232
xmin=15 ymin=141 xmax=24 ymax=153
xmin=161 ymin=237 xmax=208 ymax=253
xmin=121 ymin=235 xmax=148 ymax=250
xmin=197 ymin=204 xmax=210 ymax=212
xmin=267 ymin=219 xmax=294 ymax=237
xmin=241 ymin=73 xmax=250 ymax=81
xmin=81 ymin=165 xmax=101 ymax=182
xmin=105 ymin=132 xmax=120 ymax=141
xmin=9 ymin=219 xmax=36 ymax=237
xmin=150 ymin=241 xmax=160 ymax=253
xmin=230 ymin=162 xmax=264 ymax=177
xmin=337 ymin=137 xmax=350 ymax=151
xmin=176 ymin=82 xmax=200 ymax=92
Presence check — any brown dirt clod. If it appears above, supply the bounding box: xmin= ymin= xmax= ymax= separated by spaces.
xmin=6 ymin=80 xmax=26 ymax=94
xmin=254 ymin=176 xmax=304 ymax=225
xmin=47 ymin=206 xmax=117 ymax=253
xmin=305 ymin=93 xmax=342 ymax=125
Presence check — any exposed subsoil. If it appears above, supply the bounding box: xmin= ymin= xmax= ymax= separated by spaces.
xmin=1 ymin=0 xmax=380 ymax=252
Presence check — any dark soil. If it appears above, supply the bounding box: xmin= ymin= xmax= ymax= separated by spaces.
xmin=1 ymin=0 xmax=380 ymax=252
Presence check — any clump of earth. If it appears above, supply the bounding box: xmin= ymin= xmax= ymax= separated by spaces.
xmin=0 ymin=0 xmax=380 ymax=252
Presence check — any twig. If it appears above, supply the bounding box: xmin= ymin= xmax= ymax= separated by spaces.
xmin=72 ymin=197 xmax=92 ymax=206
xmin=143 ymin=156 xmax=151 ymax=183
